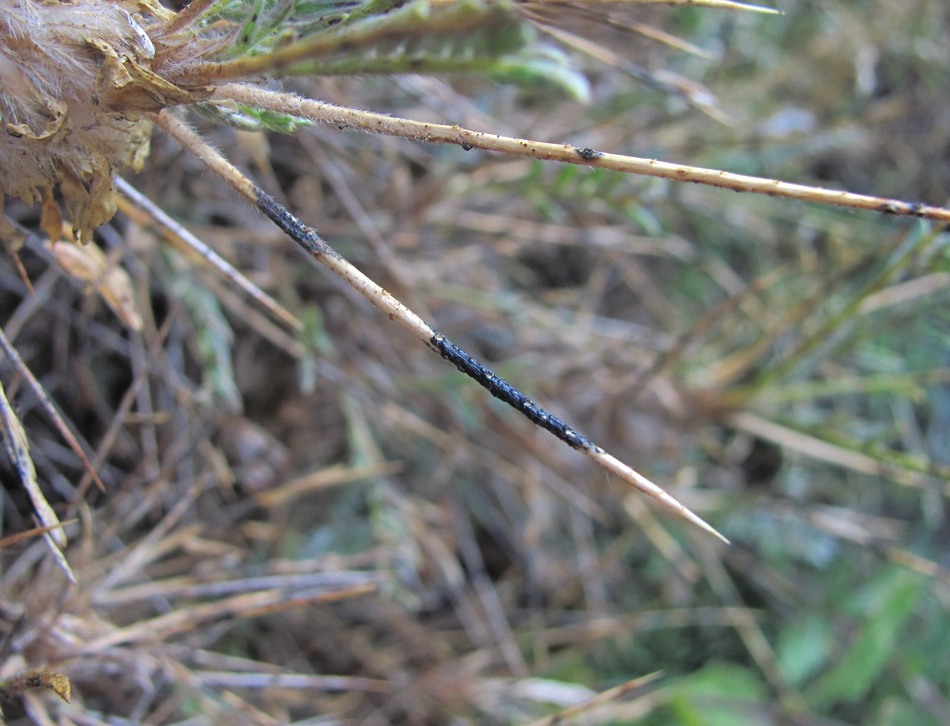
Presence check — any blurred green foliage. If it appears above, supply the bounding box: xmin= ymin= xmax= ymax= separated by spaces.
xmin=430 ymin=2 xmax=949 ymax=722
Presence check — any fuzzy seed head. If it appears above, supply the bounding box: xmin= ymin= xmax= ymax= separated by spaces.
xmin=0 ymin=0 xmax=202 ymax=242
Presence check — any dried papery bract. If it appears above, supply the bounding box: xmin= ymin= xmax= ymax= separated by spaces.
xmin=0 ymin=0 xmax=207 ymax=243
xmin=0 ymin=669 xmax=71 ymax=709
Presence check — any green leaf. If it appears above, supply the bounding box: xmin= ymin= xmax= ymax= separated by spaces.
xmin=205 ymin=0 xmax=591 ymax=101
xmin=872 ymin=696 xmax=941 ymax=726
xmin=195 ymin=102 xmax=312 ymax=133
xmin=668 ymin=663 xmax=768 ymax=726
xmin=808 ymin=569 xmax=923 ymax=708
xmin=284 ymin=18 xmax=533 ymax=76
xmin=297 ymin=305 xmax=335 ymax=394
xmin=489 ymin=44 xmax=591 ymax=103
xmin=164 ymin=251 xmax=242 ymax=412
xmin=777 ymin=615 xmax=833 ymax=686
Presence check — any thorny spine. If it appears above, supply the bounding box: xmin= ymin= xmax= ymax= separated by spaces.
xmin=259 ymin=164 xmax=602 ymax=455
xmin=430 ymin=333 xmax=600 ymax=453
xmin=215 ymin=84 xmax=950 ymax=224
xmin=154 ymin=111 xmax=728 ymax=543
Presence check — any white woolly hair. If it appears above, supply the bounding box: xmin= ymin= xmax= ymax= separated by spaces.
xmin=0 ymin=0 xmax=175 ymax=240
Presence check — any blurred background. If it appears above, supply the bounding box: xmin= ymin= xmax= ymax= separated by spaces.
xmin=1 ymin=0 xmax=948 ymax=722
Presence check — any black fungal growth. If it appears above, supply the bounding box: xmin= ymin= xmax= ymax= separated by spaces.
xmin=575 ymin=147 xmax=603 ymax=161
xmin=256 ymin=186 xmax=604 ymax=455
xmin=431 ymin=332 xmax=601 ymax=453
xmin=256 ymin=188 xmax=338 ymax=259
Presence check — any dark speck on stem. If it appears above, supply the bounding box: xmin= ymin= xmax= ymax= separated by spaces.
xmin=430 ymin=332 xmax=599 ymax=453
xmin=575 ymin=147 xmax=602 ymax=161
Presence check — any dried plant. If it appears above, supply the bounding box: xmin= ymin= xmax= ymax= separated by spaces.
xmin=0 ymin=0 xmax=948 ymax=721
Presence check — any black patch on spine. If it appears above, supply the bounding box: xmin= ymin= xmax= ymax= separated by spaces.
xmin=430 ymin=332 xmax=601 ymax=453
xmin=256 ymin=188 xmax=338 ymax=259
xmin=575 ymin=147 xmax=602 ymax=161
xmin=255 ymin=185 xmax=602 ymax=455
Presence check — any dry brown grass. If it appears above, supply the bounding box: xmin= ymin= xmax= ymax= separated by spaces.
xmin=1 ymin=1 xmax=949 ymax=723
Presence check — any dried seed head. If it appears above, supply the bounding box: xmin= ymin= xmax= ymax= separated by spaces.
xmin=0 ymin=0 xmax=206 ymax=242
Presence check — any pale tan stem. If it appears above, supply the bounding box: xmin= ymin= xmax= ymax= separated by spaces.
xmin=154 ymin=110 xmax=727 ymax=543
xmin=728 ymin=411 xmax=944 ymax=492
xmin=213 ymin=84 xmax=950 ymax=224
xmin=160 ymin=0 xmax=218 ymax=36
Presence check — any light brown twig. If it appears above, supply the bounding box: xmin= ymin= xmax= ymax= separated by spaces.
xmin=214 ymin=84 xmax=950 ymax=224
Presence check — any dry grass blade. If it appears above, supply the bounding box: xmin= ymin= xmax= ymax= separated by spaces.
xmin=629 ymin=267 xmax=787 ymax=400
xmin=859 ymin=272 xmax=950 ymax=314
xmin=0 ymin=378 xmax=65 ymax=548
xmin=522 ymin=671 xmax=662 ymax=726
xmin=528 ymin=19 xmax=727 ymax=120
xmin=80 ymin=583 xmax=377 ymax=654
xmin=0 ymin=325 xmax=105 ymax=493
xmin=155 ymin=109 xmax=727 ymax=543
xmin=0 ymin=1 xmax=946 ymax=721
xmin=115 ymin=176 xmax=302 ymax=334
xmin=0 ymin=521 xmax=74 ymax=550
xmin=525 ymin=0 xmax=779 ymax=12
xmin=255 ymin=461 xmax=403 ymax=507
xmin=214 ymin=84 xmax=950 ymax=223
xmin=194 ymin=670 xmax=392 ymax=694
xmin=728 ymin=411 xmax=945 ymax=491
